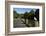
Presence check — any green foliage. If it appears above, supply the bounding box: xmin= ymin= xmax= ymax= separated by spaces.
xmin=13 ymin=10 xmax=20 ymax=18
xmin=24 ymin=12 xmax=28 ymax=19
xmin=13 ymin=9 xmax=35 ymax=19
xmin=23 ymin=9 xmax=34 ymax=19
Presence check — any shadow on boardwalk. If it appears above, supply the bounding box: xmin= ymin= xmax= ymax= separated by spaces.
xmin=13 ymin=18 xmax=39 ymax=28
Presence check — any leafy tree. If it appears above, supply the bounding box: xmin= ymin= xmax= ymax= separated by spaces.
xmin=28 ymin=9 xmax=34 ymax=19
xmin=28 ymin=9 xmax=35 ymax=27
xmin=13 ymin=10 xmax=16 ymax=18
xmin=30 ymin=9 xmax=34 ymax=14
xmin=24 ymin=12 xmax=28 ymax=24
xmin=24 ymin=12 xmax=28 ymax=18
xmin=13 ymin=10 xmax=19 ymax=18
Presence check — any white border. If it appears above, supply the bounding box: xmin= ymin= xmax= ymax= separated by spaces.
xmin=10 ymin=5 xmax=42 ymax=32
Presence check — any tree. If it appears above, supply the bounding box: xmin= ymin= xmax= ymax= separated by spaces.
xmin=28 ymin=9 xmax=35 ymax=27
xmin=24 ymin=12 xmax=28 ymax=18
xmin=13 ymin=10 xmax=19 ymax=18
xmin=28 ymin=9 xmax=34 ymax=19
xmin=24 ymin=12 xmax=28 ymax=24
xmin=35 ymin=9 xmax=39 ymax=21
xmin=13 ymin=10 xmax=17 ymax=18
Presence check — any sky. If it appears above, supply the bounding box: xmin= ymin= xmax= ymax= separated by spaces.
xmin=13 ymin=8 xmax=36 ymax=14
